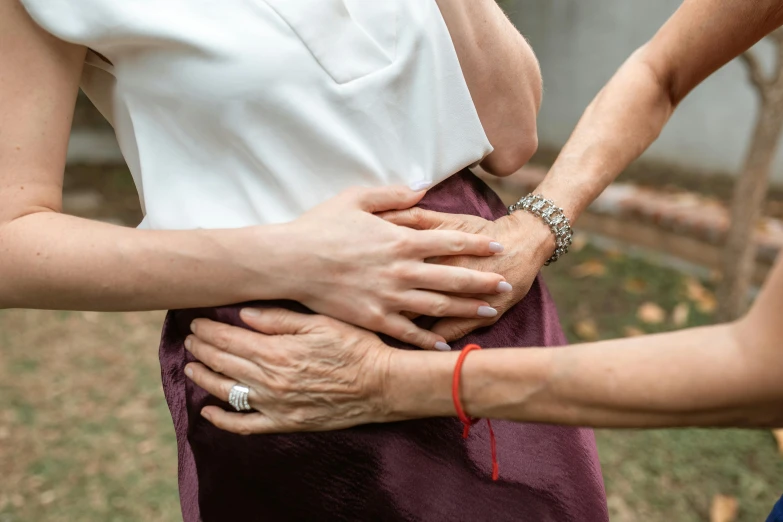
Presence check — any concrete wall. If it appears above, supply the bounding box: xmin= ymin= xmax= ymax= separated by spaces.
xmin=506 ymin=0 xmax=783 ymax=182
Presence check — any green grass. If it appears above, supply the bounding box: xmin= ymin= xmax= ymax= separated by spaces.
xmin=545 ymin=241 xmax=783 ymax=521
xmin=0 ymin=240 xmax=780 ymax=521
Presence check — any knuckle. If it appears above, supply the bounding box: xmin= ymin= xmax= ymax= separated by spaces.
xmin=211 ymin=326 xmax=233 ymax=350
xmin=393 ymin=232 xmax=415 ymax=254
xmin=448 ymin=236 xmax=467 ymax=254
xmin=236 ymin=423 xmax=254 ymax=437
xmin=399 ymin=327 xmax=421 ymax=344
xmin=210 ymin=357 xmax=226 ymax=375
xmin=364 ymin=307 xmax=387 ymax=329
xmin=408 ymin=208 xmax=425 ymax=226
xmin=430 ymin=297 xmax=450 ymax=317
xmin=388 ymin=262 xmax=415 ymax=284
xmin=449 ymin=272 xmax=471 ymax=292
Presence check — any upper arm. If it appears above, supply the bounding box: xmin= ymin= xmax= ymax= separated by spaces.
xmin=436 ymin=0 xmax=542 ymax=176
xmin=640 ymin=0 xmax=783 ymax=105
xmin=0 ymin=1 xmax=86 ymax=225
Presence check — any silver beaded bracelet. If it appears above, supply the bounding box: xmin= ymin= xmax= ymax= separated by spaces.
xmin=508 ymin=194 xmax=573 ymax=265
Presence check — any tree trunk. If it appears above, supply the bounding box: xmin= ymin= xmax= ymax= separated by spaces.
xmin=718 ymin=91 xmax=783 ymax=320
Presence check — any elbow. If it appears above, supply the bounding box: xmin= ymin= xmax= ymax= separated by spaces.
xmin=481 ymin=128 xmax=539 ymax=177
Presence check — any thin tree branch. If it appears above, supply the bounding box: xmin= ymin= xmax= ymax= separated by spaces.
xmin=772 ymin=28 xmax=783 ymax=85
xmin=740 ymin=49 xmax=769 ymax=96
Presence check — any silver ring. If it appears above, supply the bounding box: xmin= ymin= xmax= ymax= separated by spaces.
xmin=228 ymin=383 xmax=252 ymax=412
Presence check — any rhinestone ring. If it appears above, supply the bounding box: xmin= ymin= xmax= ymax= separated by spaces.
xmin=228 ymin=383 xmax=252 ymax=412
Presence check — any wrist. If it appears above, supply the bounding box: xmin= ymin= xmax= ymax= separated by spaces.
xmin=385 ymin=350 xmax=458 ymax=419
xmin=234 ymin=223 xmax=300 ymax=302
xmin=503 ymin=210 xmax=556 ymax=266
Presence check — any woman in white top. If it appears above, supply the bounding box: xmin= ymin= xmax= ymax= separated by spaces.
xmin=2 ymin=1 xmax=608 ymax=520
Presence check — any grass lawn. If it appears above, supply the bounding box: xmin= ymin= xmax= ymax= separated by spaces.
xmin=1 ymin=240 xmax=781 ymax=521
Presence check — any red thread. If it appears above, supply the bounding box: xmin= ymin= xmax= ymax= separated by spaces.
xmin=452 ymin=344 xmax=499 ymax=481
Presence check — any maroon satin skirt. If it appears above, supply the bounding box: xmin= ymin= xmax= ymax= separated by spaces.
xmin=159 ymin=170 xmax=608 ymax=521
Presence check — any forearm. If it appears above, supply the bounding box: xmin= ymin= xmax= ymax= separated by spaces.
xmin=534 ymin=0 xmax=783 ymax=221
xmin=437 ymin=0 xmax=542 ymax=175
xmin=536 ymin=49 xmax=674 ymax=220
xmin=389 ymin=322 xmax=783 ymax=428
xmin=0 ymin=211 xmax=291 ymax=310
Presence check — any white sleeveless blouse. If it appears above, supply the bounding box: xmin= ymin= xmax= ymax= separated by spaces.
xmin=21 ymin=0 xmax=493 ymax=229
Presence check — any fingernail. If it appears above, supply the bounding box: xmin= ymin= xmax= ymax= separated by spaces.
xmin=201 ymin=409 xmax=211 ymax=420
xmin=241 ymin=308 xmax=261 ymax=318
xmin=409 ymin=180 xmax=432 ymax=192
xmin=184 ymin=365 xmax=193 ymax=378
xmin=190 ymin=320 xmax=197 ymax=334
xmin=435 ymin=341 xmax=452 ymax=352
xmin=184 ymin=337 xmax=192 ymax=350
xmin=477 ymin=306 xmax=498 ymax=318
xmin=489 ymin=242 xmax=504 ymax=253
xmin=496 ymin=281 xmax=513 ymax=293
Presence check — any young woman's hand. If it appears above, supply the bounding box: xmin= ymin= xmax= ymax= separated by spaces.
xmin=274 ymin=185 xmax=510 ymax=350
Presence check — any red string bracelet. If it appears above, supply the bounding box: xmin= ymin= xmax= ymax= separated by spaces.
xmin=452 ymin=343 xmax=499 ymax=481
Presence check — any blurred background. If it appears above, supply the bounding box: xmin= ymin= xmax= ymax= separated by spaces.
xmin=2 ymin=1 xmax=783 ymax=521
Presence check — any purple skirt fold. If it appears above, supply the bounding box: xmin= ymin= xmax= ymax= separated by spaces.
xmin=159 ymin=170 xmax=608 ymax=521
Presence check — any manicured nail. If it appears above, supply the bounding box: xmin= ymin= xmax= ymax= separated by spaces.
xmin=478 ymin=306 xmax=498 ymax=318
xmin=241 ymin=308 xmax=261 ymax=318
xmin=190 ymin=320 xmax=197 ymax=334
xmin=489 ymin=242 xmax=504 ymax=253
xmin=409 ymin=180 xmax=432 ymax=192
xmin=184 ymin=337 xmax=192 ymax=350
xmin=435 ymin=341 xmax=452 ymax=352
xmin=496 ymin=281 xmax=513 ymax=294
xmin=184 ymin=365 xmax=193 ymax=378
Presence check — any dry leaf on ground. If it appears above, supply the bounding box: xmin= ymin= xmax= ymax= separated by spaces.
xmin=623 ymin=326 xmax=645 ymax=337
xmin=672 ymin=303 xmax=690 ymax=327
xmin=571 ymin=234 xmax=588 ymax=253
xmin=574 ymin=319 xmax=599 ymax=341
xmin=623 ymin=278 xmax=647 ymax=294
xmin=570 ymin=260 xmax=607 ymax=278
xmin=710 ymin=494 xmax=739 ymax=522
xmin=684 ymin=277 xmax=718 ymax=313
xmin=773 ymin=429 xmax=783 ymax=455
xmin=637 ymin=302 xmax=666 ymax=324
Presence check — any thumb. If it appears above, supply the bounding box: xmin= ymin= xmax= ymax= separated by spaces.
xmin=350 ymin=184 xmax=429 ymax=213
xmin=379 ymin=207 xmax=448 ymax=230
xmin=240 ymin=308 xmax=316 ymax=336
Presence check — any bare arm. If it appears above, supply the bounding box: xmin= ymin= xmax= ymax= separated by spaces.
xmin=0 ymin=2 xmax=295 ymax=311
xmin=385 ymin=255 xmax=783 ymax=429
xmin=537 ymin=0 xmax=783 ymax=220
xmin=437 ymin=0 xmax=543 ymax=176
xmin=175 ymin=0 xmax=783 ymax=434
xmin=1 ymin=1 xmax=510 ymax=350
xmin=180 ymin=255 xmax=783 ymax=434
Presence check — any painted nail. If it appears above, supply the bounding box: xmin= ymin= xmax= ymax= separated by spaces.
xmin=241 ymin=308 xmax=261 ymax=318
xmin=435 ymin=341 xmax=452 ymax=352
xmin=489 ymin=242 xmax=504 ymax=253
xmin=184 ymin=337 xmax=192 ymax=350
xmin=477 ymin=306 xmax=498 ymax=318
xmin=496 ymin=281 xmax=513 ymax=294
xmin=190 ymin=320 xmax=197 ymax=334
xmin=409 ymin=180 xmax=432 ymax=192
xmin=184 ymin=365 xmax=193 ymax=378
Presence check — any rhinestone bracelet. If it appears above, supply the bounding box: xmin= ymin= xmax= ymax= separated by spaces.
xmin=508 ymin=194 xmax=573 ymax=265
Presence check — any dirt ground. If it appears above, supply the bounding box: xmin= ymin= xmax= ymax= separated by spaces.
xmin=1 ymin=165 xmax=781 ymax=521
